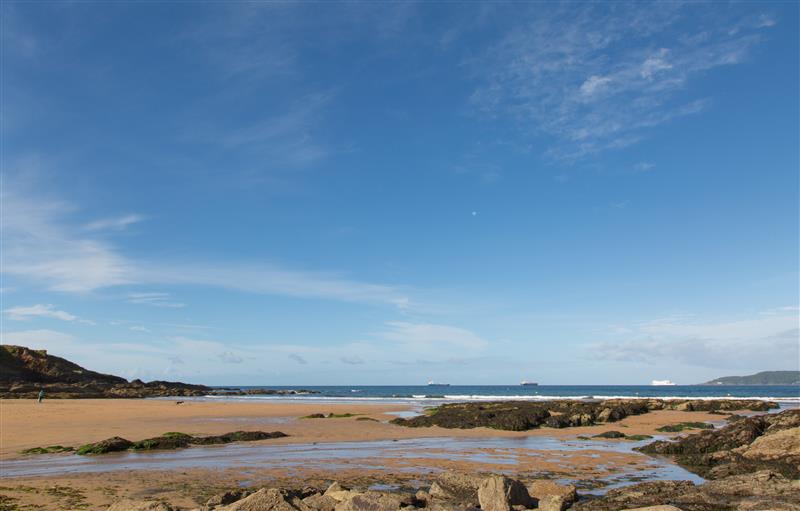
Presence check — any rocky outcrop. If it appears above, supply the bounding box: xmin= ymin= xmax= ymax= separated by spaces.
xmin=637 ymin=409 xmax=800 ymax=479
xmin=0 ymin=344 xmax=317 ymax=399
xmin=0 ymin=345 xmax=212 ymax=399
xmin=389 ymin=399 xmax=776 ymax=432
xmin=572 ymin=470 xmax=800 ymax=511
xmin=74 ymin=431 xmax=287 ymax=455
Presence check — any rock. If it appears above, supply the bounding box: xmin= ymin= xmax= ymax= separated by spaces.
xmin=107 ymin=500 xmax=174 ymax=511
xmin=303 ymin=494 xmax=338 ymax=511
xmin=217 ymin=489 xmax=304 ymax=511
xmin=77 ymin=436 xmax=133 ymax=455
xmin=592 ymin=431 xmax=626 ymax=439
xmin=325 ymin=482 xmax=356 ymax=502
xmin=739 ymin=427 xmax=800 ymax=461
xmin=526 ymin=481 xmax=576 ymax=505
xmin=570 ymin=481 xmax=696 ymax=511
xmin=638 ymin=409 xmax=800 ymax=479
xmin=428 ymin=471 xmax=484 ymax=504
xmin=620 ymin=507 xmax=683 ymax=511
xmin=205 ymin=490 xmax=251 ymax=510
xmin=536 ymin=495 xmax=567 ymax=511
xmin=334 ymin=491 xmax=411 ymax=511
xmin=477 ymin=476 xmax=534 ymax=511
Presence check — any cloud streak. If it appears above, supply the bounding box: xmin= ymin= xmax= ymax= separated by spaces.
xmin=469 ymin=3 xmax=774 ymax=159
xmin=1 ymin=179 xmax=410 ymax=308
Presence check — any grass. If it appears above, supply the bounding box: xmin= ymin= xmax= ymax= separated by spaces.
xmin=656 ymin=422 xmax=714 ymax=433
xmin=356 ymin=417 xmax=379 ymax=422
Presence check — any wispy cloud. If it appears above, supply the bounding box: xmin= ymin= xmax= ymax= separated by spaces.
xmin=127 ymin=292 xmax=186 ymax=309
xmin=2 ymin=178 xmax=410 ymax=308
xmin=469 ymin=4 xmax=775 ymax=159
xmin=378 ymin=321 xmax=489 ymax=352
xmin=84 ymin=214 xmax=145 ymax=232
xmin=587 ymin=308 xmax=800 ymax=370
xmin=3 ymin=304 xmax=94 ymax=325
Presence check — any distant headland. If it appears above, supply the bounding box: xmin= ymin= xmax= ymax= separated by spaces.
xmin=702 ymin=370 xmax=800 ymax=385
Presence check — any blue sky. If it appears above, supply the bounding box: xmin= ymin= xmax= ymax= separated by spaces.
xmin=1 ymin=1 xmax=798 ymax=385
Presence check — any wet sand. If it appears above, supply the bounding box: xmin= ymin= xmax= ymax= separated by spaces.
xmin=0 ymin=399 xmax=729 ymax=510
xmin=0 ymin=399 xmax=724 ymax=459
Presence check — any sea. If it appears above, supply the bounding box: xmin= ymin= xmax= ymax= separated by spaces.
xmin=202 ymin=384 xmax=800 ymax=406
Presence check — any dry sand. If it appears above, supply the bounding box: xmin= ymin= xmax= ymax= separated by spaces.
xmin=0 ymin=398 xmax=729 ymax=510
xmin=0 ymin=398 xmax=723 ymax=459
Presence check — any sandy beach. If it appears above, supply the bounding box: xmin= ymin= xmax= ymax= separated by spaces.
xmin=0 ymin=398 xmax=733 ymax=510
xmin=0 ymin=398 xmax=726 ymax=459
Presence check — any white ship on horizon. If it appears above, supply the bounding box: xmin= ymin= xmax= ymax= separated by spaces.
xmin=520 ymin=380 xmax=538 ymax=386
xmin=651 ymin=379 xmax=677 ymax=386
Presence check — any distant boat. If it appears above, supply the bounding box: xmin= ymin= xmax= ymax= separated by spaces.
xmin=427 ymin=380 xmax=450 ymax=386
xmin=520 ymin=380 xmax=538 ymax=386
xmin=652 ymin=379 xmax=676 ymax=386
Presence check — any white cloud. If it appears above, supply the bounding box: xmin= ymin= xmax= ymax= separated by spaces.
xmin=3 ymin=304 xmax=94 ymax=324
xmin=130 ymin=325 xmax=151 ymax=333
xmin=1 ymin=179 xmax=410 ymax=308
xmin=378 ymin=321 xmax=489 ymax=352
xmin=469 ymin=4 xmax=773 ymax=159
xmin=84 ymin=214 xmax=145 ymax=232
xmin=1 ymin=328 xmax=75 ymax=346
xmin=127 ymin=292 xmax=186 ymax=309
xmin=588 ymin=308 xmax=800 ymax=371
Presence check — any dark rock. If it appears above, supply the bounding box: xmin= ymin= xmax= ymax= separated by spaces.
xmin=637 ymin=409 xmax=800 ymax=479
xmin=76 ymin=436 xmax=133 ymax=455
xmin=592 ymin=431 xmax=626 ymax=439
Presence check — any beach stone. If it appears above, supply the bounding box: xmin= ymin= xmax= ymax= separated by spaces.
xmin=205 ymin=490 xmax=251 ymax=509
xmin=536 ymin=495 xmax=567 ymax=511
xmin=526 ymin=481 xmax=576 ymax=505
xmin=217 ymin=488 xmax=303 ymax=511
xmin=303 ymin=494 xmax=338 ymax=511
xmin=107 ymin=500 xmax=175 ymax=511
xmin=477 ymin=476 xmax=534 ymax=511
xmin=334 ymin=491 xmax=409 ymax=511
xmin=429 ymin=471 xmax=484 ymax=503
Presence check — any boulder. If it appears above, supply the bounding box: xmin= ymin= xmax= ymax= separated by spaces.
xmin=303 ymin=493 xmax=338 ymax=511
xmin=620 ymin=507 xmax=683 ymax=511
xmin=324 ymin=482 xmax=356 ymax=502
xmin=739 ymin=427 xmax=800 ymax=461
xmin=569 ymin=481 xmax=695 ymax=511
xmin=77 ymin=436 xmax=134 ymax=455
xmin=477 ymin=476 xmax=534 ymax=511
xmin=334 ymin=491 xmax=411 ymax=511
xmin=428 ymin=471 xmax=484 ymax=504
xmin=217 ymin=488 xmax=304 ymax=511
xmin=525 ymin=481 xmax=576 ymax=505
xmin=107 ymin=500 xmax=174 ymax=511
xmin=205 ymin=490 xmax=251 ymax=510
xmin=536 ymin=495 xmax=567 ymax=511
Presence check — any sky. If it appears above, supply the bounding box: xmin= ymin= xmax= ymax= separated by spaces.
xmin=1 ymin=1 xmax=798 ymax=385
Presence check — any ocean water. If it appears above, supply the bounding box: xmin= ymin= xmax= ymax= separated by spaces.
xmin=205 ymin=385 xmax=800 ymax=405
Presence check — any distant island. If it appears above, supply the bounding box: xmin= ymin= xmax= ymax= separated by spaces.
xmin=702 ymin=370 xmax=800 ymax=385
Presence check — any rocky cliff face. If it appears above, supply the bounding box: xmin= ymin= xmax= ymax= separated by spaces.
xmin=0 ymin=345 xmax=211 ymax=398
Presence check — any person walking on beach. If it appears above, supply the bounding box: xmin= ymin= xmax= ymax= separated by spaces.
xmin=37 ymin=389 xmax=44 ymax=404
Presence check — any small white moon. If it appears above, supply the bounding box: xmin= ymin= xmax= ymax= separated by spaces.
xmin=471 ymin=211 xmax=477 ymax=216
